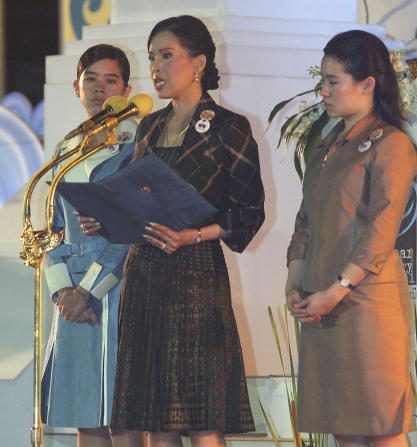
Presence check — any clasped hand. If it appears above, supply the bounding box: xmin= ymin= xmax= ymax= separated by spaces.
xmin=56 ymin=286 xmax=98 ymax=324
xmin=286 ymin=289 xmax=341 ymax=323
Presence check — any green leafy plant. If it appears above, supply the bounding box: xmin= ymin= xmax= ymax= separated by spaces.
xmin=267 ymin=67 xmax=329 ymax=180
xmin=261 ymin=305 xmax=329 ymax=447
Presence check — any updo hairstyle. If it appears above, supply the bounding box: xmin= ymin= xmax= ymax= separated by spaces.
xmin=147 ymin=15 xmax=220 ymax=91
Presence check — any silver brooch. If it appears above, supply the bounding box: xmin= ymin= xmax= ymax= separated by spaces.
xmin=358 ymin=140 xmax=372 ymax=152
xmin=117 ymin=131 xmax=133 ymax=143
xmin=107 ymin=145 xmax=119 ymax=154
xmin=369 ymin=128 xmax=383 ymax=141
xmin=195 ymin=119 xmax=210 ymax=133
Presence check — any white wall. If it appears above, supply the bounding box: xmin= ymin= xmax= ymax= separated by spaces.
xmin=4 ymin=1 xmax=416 ymax=444
xmin=45 ymin=0 xmax=417 ymax=377
xmin=44 ymin=0 xmax=404 ymax=376
xmin=112 ymin=0 xmax=356 ymax=23
xmin=357 ymin=0 xmax=417 ymax=53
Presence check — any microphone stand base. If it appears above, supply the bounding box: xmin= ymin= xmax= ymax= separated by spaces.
xmin=30 ymin=426 xmax=42 ymax=446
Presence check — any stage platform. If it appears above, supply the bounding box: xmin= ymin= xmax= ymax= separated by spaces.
xmin=0 ymin=189 xmax=298 ymax=446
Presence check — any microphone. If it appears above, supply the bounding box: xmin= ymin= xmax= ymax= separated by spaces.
xmin=86 ymin=94 xmax=153 ymax=137
xmin=63 ymin=95 xmax=128 ymax=140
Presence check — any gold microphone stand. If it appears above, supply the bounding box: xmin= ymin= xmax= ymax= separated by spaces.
xmin=19 ymin=126 xmax=117 ymax=447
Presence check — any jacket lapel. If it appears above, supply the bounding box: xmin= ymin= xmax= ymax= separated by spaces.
xmin=135 ymin=93 xmax=232 ymax=196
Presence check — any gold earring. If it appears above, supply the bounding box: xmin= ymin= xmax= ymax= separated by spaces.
xmin=193 ymin=71 xmax=199 ymax=82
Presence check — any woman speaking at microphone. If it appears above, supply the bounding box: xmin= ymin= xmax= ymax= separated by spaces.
xmin=86 ymin=15 xmax=265 ymax=447
xmin=41 ymin=44 xmax=144 ymax=447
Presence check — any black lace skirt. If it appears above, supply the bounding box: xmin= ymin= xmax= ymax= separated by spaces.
xmin=111 ymin=240 xmax=255 ymax=433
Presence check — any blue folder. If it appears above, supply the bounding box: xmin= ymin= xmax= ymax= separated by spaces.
xmin=57 ymin=152 xmax=217 ymax=244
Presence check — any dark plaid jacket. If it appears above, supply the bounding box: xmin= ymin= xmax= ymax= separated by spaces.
xmin=133 ymin=93 xmax=265 ymax=252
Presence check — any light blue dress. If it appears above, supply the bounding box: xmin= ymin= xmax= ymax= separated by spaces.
xmin=42 ymin=122 xmax=136 ymax=428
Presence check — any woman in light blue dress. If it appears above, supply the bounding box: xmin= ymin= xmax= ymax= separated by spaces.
xmin=41 ymin=44 xmax=139 ymax=447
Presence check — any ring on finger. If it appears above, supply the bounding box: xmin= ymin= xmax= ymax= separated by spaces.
xmin=161 ymin=242 xmax=167 ymax=250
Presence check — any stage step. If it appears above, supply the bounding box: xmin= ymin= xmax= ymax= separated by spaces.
xmin=42 ymin=434 xmax=296 ymax=447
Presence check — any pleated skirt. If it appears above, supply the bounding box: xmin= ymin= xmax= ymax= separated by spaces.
xmin=111 ymin=240 xmax=255 ymax=433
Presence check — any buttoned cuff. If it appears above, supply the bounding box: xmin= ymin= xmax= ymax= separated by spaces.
xmin=286 ymin=243 xmax=308 ymax=267
xmin=44 ymin=263 xmax=73 ymax=296
xmin=90 ymin=273 xmax=119 ymax=300
xmin=349 ymin=248 xmax=387 ymax=275
xmin=78 ymin=262 xmax=103 ymax=292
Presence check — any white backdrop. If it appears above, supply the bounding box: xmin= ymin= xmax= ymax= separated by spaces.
xmin=2 ymin=2 xmax=417 ymax=445
xmin=41 ymin=0 xmax=409 ymax=375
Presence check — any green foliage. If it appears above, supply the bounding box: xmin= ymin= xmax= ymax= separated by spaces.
xmin=259 ymin=399 xmax=284 ymax=446
xmin=264 ymin=306 xmax=329 ymax=447
xmin=267 ymin=89 xmax=316 ymax=127
xmin=268 ymin=67 xmax=327 ymax=180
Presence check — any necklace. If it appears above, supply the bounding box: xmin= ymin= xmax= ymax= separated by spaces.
xmin=177 ymin=124 xmax=190 ymax=138
xmin=163 ymin=123 xmax=189 ymax=147
xmin=161 ymin=110 xmax=193 ymax=147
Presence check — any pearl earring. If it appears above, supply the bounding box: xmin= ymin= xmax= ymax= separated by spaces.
xmin=193 ymin=71 xmax=199 ymax=82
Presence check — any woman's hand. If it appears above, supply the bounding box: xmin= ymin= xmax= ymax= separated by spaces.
xmin=286 ymin=289 xmax=303 ymax=315
xmin=56 ymin=286 xmax=90 ymax=321
xmin=143 ymin=222 xmax=198 ymax=254
xmin=286 ymin=289 xmax=319 ymax=323
xmin=294 ymin=289 xmax=343 ymax=322
xmin=75 ymin=211 xmax=102 ymax=236
xmin=74 ymin=306 xmax=98 ymax=324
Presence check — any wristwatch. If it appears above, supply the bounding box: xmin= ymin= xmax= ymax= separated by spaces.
xmin=337 ymin=275 xmax=354 ymax=290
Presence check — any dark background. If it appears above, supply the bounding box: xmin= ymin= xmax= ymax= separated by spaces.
xmin=5 ymin=0 xmax=59 ymax=105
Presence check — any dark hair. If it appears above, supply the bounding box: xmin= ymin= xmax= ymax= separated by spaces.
xmin=324 ymin=30 xmax=403 ymax=128
xmin=147 ymin=15 xmax=220 ymax=91
xmin=76 ymin=44 xmax=130 ymax=86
